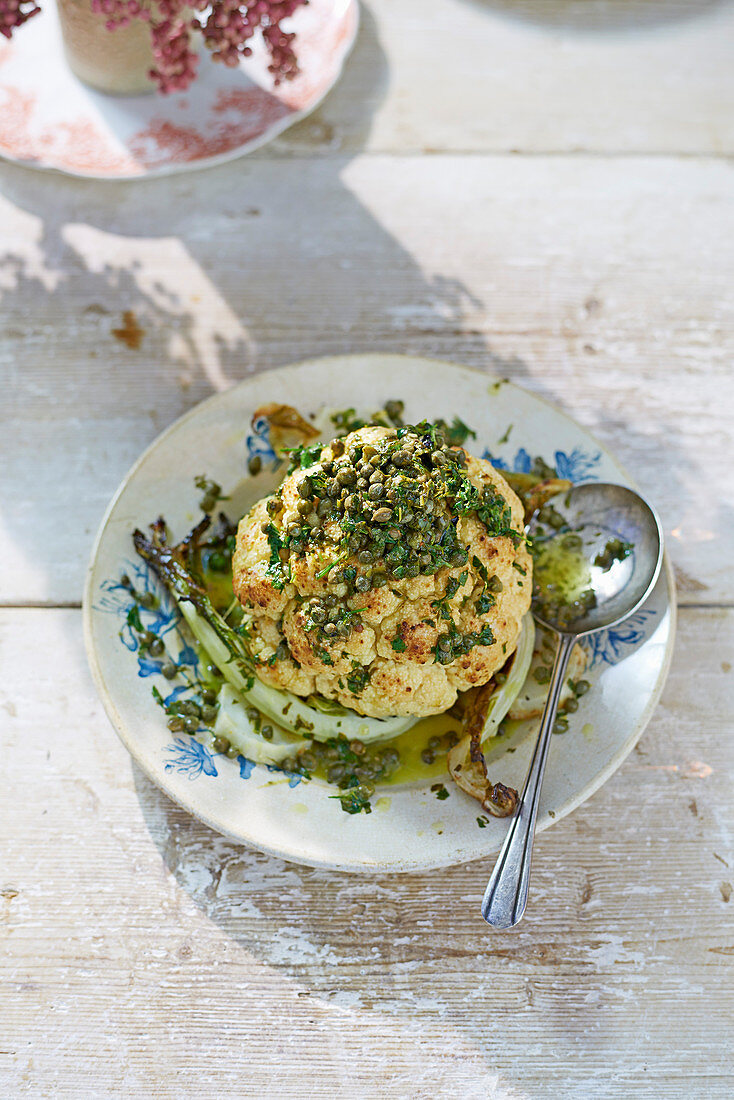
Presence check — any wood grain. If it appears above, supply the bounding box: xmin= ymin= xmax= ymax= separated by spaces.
xmin=0 ymin=606 xmax=732 ymax=1097
xmin=1 ymin=156 xmax=732 ymax=606
xmin=1 ymin=1 xmax=733 ymax=1093
xmin=268 ymin=0 xmax=734 ymax=157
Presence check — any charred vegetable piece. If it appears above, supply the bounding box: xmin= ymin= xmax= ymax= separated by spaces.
xmin=447 ymin=617 xmax=534 ymax=816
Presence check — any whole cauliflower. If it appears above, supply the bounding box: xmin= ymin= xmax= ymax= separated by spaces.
xmin=232 ymin=422 xmax=531 ymax=718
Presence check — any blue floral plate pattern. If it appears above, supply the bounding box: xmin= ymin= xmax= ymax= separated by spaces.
xmin=84 ymin=355 xmax=675 ymax=873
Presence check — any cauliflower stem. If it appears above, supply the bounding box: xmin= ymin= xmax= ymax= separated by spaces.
xmin=133 ymin=519 xmax=418 ymax=745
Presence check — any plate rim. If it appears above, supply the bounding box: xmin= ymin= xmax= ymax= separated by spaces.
xmin=83 ymin=352 xmax=677 ymax=872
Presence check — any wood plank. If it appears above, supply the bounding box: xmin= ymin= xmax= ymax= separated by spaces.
xmin=0 ymin=606 xmax=732 ymax=1097
xmin=269 ymin=0 xmax=734 ymax=156
xmin=1 ymin=155 xmax=732 ymax=604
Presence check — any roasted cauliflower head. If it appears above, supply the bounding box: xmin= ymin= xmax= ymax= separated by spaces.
xmin=232 ymin=422 xmax=532 ymax=718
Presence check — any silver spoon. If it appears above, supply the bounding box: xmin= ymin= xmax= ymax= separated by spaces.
xmin=481 ymin=482 xmax=663 ymax=929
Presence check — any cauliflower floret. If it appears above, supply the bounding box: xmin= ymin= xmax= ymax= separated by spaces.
xmin=232 ymin=424 xmax=531 ymax=718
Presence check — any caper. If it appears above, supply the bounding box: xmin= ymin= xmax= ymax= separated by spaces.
xmin=323 ymin=622 xmax=337 ymax=635
xmin=261 ymin=521 xmax=271 ymax=534
xmin=367 ymin=483 xmax=385 ymax=501
xmin=336 ymin=468 xmax=355 ymax=487
xmin=162 ymin=662 xmax=177 ymax=680
xmin=373 ymin=507 xmax=393 ymax=524
xmin=148 ymin=638 xmax=163 ymax=656
xmin=488 ymin=575 xmax=504 ymax=593
xmin=564 ymin=698 xmax=579 ymax=713
xmin=167 ymin=716 xmax=184 ymax=732
xmin=212 ymin=737 xmax=229 ymax=753
xmin=421 ymin=749 xmax=435 ymax=765
xmin=139 ymin=590 xmax=157 ymax=610
xmin=358 ymin=550 xmax=373 ymax=564
xmin=180 ymin=701 xmax=200 ymax=716
xmin=331 ymin=439 xmax=345 ymax=457
xmin=327 ymin=764 xmax=346 ymax=783
xmin=201 ymin=704 xmax=218 ymax=724
xmin=428 ymin=736 xmax=442 ymax=750
xmin=266 ymin=498 xmax=281 ymax=517
xmin=553 ymin=716 xmax=569 ymax=734
xmin=354 ymin=575 xmax=371 ymax=592
xmin=300 ymin=752 xmax=317 ymax=771
xmin=296 ymin=499 xmax=313 ymax=517
xmin=349 ymin=739 xmax=366 ymax=755
xmin=248 ymin=455 xmax=262 ymax=476
xmin=246 ymin=707 xmax=260 ymax=722
xmin=575 ymin=680 xmax=590 ymax=696
xmin=372 ymin=572 xmax=387 ymax=588
xmin=183 ymin=716 xmax=199 ymax=733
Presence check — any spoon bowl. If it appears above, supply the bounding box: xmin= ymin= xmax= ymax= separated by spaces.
xmin=481 ymin=482 xmax=663 ymax=929
xmin=528 ymin=482 xmax=664 ymax=636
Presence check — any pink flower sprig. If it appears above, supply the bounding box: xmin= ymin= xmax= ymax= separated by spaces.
xmin=0 ymin=0 xmax=41 ymax=39
xmin=4 ymin=0 xmax=308 ymax=93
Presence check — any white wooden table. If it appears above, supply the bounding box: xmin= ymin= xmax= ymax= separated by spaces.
xmin=2 ymin=2 xmax=733 ymax=1096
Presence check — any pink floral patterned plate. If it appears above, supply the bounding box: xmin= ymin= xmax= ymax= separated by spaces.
xmin=0 ymin=0 xmax=358 ymax=179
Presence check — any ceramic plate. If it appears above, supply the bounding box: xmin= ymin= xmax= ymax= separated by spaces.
xmin=0 ymin=0 xmax=357 ymax=179
xmin=84 ymin=355 xmax=675 ymax=873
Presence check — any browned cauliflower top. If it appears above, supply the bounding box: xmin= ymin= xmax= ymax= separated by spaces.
xmin=232 ymin=422 xmax=532 ymax=718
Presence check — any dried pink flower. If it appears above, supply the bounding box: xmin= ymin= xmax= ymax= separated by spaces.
xmin=2 ymin=0 xmax=309 ymax=93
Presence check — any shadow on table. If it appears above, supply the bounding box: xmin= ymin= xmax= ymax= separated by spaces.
xmin=133 ymin=763 xmax=529 ymax=1011
xmin=459 ymin=0 xmax=732 ymax=32
xmin=132 ymin=751 xmax=643 ymax=1046
xmin=0 ymin=4 xmax=480 ymax=596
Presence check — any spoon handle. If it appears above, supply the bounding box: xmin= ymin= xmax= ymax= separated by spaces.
xmin=481 ymin=632 xmax=576 ymax=929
